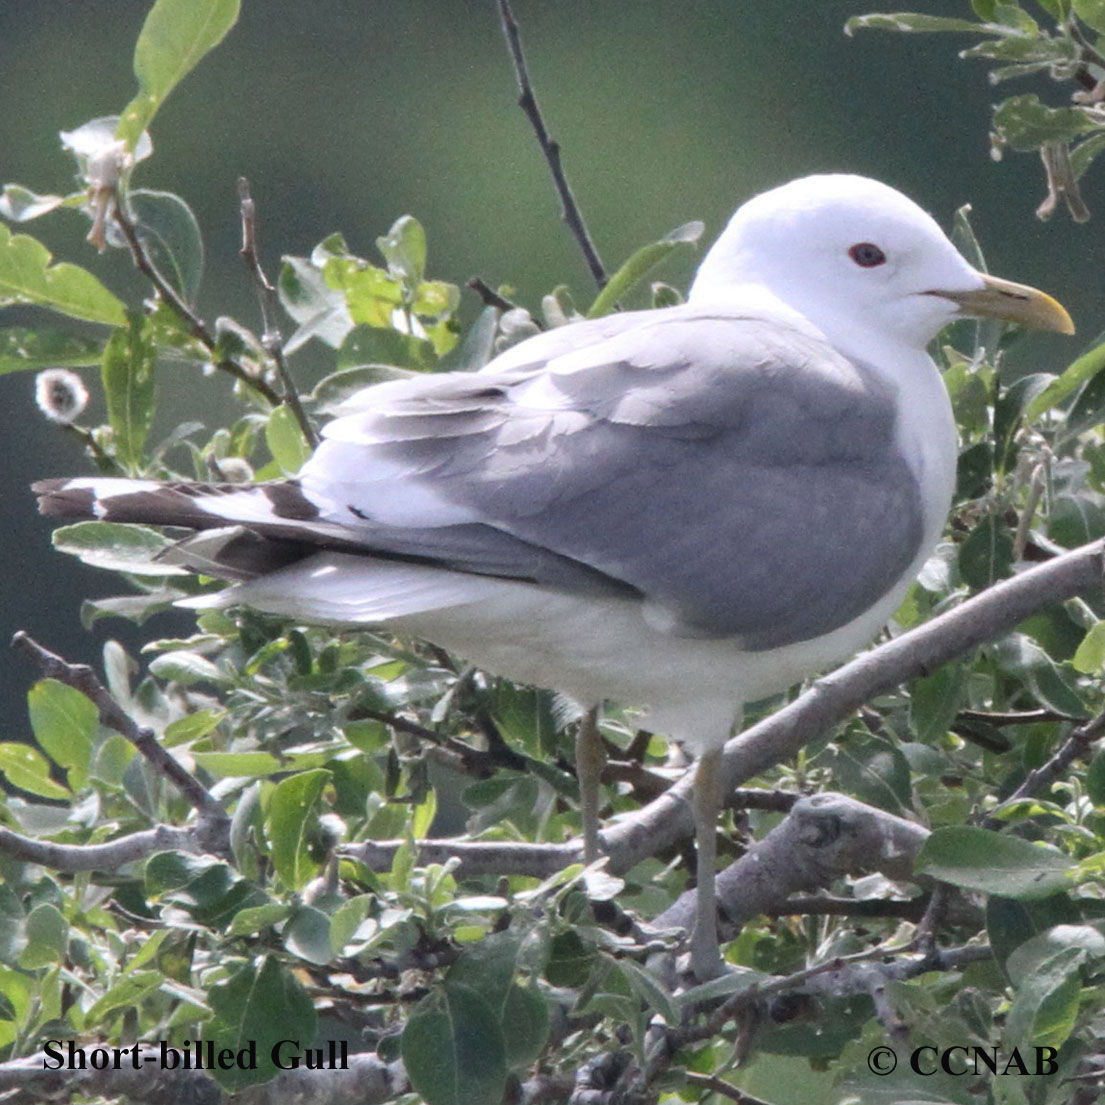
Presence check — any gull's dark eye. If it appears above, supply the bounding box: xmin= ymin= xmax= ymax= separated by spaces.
xmin=849 ymin=242 xmax=887 ymax=268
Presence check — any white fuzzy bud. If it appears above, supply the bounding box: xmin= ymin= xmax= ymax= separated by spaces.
xmin=35 ymin=369 xmax=89 ymax=425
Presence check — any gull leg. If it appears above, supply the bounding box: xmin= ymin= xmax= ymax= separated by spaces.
xmin=575 ymin=706 xmax=605 ymax=863
xmin=690 ymin=745 xmax=725 ymax=979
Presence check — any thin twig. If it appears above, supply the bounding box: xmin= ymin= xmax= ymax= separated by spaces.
xmin=682 ymin=1073 xmax=770 ymax=1105
xmin=12 ymin=632 xmax=228 ymax=828
xmin=238 ymin=177 xmax=319 ymax=448
xmin=466 ymin=275 xmax=521 ymax=313
xmin=768 ymin=895 xmax=926 ymax=920
xmin=61 ymin=422 xmax=121 ymax=474
xmin=982 ymin=706 xmax=1105 ymax=829
xmin=112 ymin=194 xmax=285 ymax=408
xmin=910 ymin=882 xmax=949 ymax=958
xmin=495 ymin=0 xmax=608 ymax=289
xmin=957 ymin=707 xmax=1074 ymax=726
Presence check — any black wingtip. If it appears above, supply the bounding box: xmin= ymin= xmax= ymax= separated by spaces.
xmin=33 ymin=480 xmax=97 ymax=519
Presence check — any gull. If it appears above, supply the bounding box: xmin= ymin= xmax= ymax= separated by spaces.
xmin=35 ymin=174 xmax=1073 ymax=980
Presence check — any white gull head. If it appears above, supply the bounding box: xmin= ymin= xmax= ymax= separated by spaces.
xmin=688 ymin=173 xmax=1071 ymax=352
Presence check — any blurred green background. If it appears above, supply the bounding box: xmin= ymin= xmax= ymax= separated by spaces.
xmin=1 ymin=0 xmax=1100 ymax=726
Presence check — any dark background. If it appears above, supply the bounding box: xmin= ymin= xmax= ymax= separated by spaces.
xmin=1 ymin=0 xmax=1099 ymax=727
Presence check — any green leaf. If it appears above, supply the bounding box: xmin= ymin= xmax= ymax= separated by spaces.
xmin=619 ymin=957 xmax=680 ymax=1027
xmin=265 ymin=405 xmax=312 ymax=474
xmin=53 ymin=521 xmax=189 ymax=576
xmin=586 ymin=221 xmax=703 ymax=319
xmin=325 ymin=257 xmax=404 ymax=329
xmin=283 ymin=906 xmax=334 ymax=965
xmin=986 ymin=894 xmax=1079 ymax=976
xmin=955 ymin=440 xmax=993 ymax=499
xmin=816 ymin=734 xmax=912 ymax=814
xmin=992 ymin=94 xmax=1098 ymax=153
xmin=1024 ymin=339 xmax=1105 ymax=422
xmin=102 ymin=312 xmax=157 ymax=469
xmin=402 ymin=981 xmax=509 ymax=1105
xmin=267 ymin=769 xmax=332 ymax=890
xmin=279 ymin=255 xmax=354 ymax=353
xmin=83 ymin=970 xmax=163 ymax=1025
xmin=1074 ymin=0 xmax=1105 ymax=31
xmin=117 ymin=0 xmax=241 ymax=151
xmin=338 ymin=322 xmax=434 ymax=370
xmin=147 ymin=650 xmax=227 ymax=686
xmin=957 ymin=515 xmax=1014 ymax=590
xmin=377 ymin=214 xmax=427 ymax=288
xmin=845 ymin=13 xmax=993 ymax=35
xmin=207 ymin=955 xmax=317 ymax=1092
xmin=961 ymin=34 xmax=1077 ymax=64
xmin=162 ymin=708 xmax=225 ymax=745
xmin=500 ymin=982 xmax=550 ymax=1067
xmin=145 ymin=851 xmax=264 ymax=926
xmin=544 ymin=929 xmax=594 ymax=987
xmin=1004 ymin=946 xmax=1083 ymax=1050
xmin=990 ymin=633 xmax=1086 ymax=716
xmin=446 ymin=931 xmax=549 ymax=1066
xmin=0 ymin=223 xmax=125 ymax=325
xmin=916 ymin=826 xmax=1075 ymax=899
xmin=0 ymin=328 xmax=102 ymax=376
xmin=1072 ymin=620 xmax=1105 ymax=673
xmin=329 ymin=894 xmax=374 ymax=953
xmin=0 ymin=743 xmax=70 ymax=799
xmin=0 ymin=185 xmax=70 ymax=222
xmin=227 ymin=902 xmax=291 ymax=936
xmin=27 ymin=678 xmax=96 ymax=787
xmin=127 ymin=190 xmax=204 ymax=304
xmin=308 ymin=364 xmax=416 ymax=414
xmin=1087 ymin=750 xmax=1105 ymax=805
xmin=191 ymin=751 xmax=291 ymax=777
xmin=1070 ymin=131 xmax=1105 ymax=180
xmin=81 ymin=588 xmax=185 ymax=628
xmin=18 ymin=903 xmax=68 ymax=969
xmin=910 ymin=663 xmax=970 ymax=743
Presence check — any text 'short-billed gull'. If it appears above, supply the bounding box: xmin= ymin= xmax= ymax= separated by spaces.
xmin=36 ymin=174 xmax=1073 ymax=979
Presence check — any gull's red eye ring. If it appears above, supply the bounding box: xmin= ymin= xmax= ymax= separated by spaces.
xmin=849 ymin=242 xmax=887 ymax=267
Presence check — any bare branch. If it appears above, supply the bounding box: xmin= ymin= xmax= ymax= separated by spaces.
xmin=467 ymin=275 xmax=521 ymax=313
xmin=652 ymin=793 xmax=932 ymax=935
xmin=982 ymin=704 xmax=1105 ymax=829
xmin=239 ymin=177 xmax=319 ymax=448
xmin=343 ymin=539 xmax=1105 ymax=879
xmin=342 ymin=836 xmax=576 ymax=879
xmin=0 ymin=1049 xmax=402 ymax=1105
xmin=682 ymin=1074 xmax=771 ymax=1105
xmin=495 ymin=0 xmax=608 ymax=289
xmin=0 ymin=823 xmax=202 ymax=872
xmin=112 ymin=192 xmax=286 ymax=409
xmin=12 ymin=632 xmax=229 ymax=832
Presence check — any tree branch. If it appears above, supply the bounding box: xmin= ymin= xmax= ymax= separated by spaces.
xmin=12 ymin=632 xmax=229 ymax=833
xmin=982 ymin=704 xmax=1105 ymax=829
xmin=652 ymin=793 xmax=932 ymax=935
xmin=0 ymin=1050 xmax=402 ymax=1105
xmin=344 ymin=539 xmax=1105 ymax=879
xmin=467 ymin=275 xmax=520 ymax=313
xmin=495 ymin=0 xmax=608 ymax=290
xmin=0 ymin=823 xmax=202 ymax=871
xmin=111 ymin=192 xmax=286 ymax=409
xmin=239 ymin=177 xmax=319 ymax=448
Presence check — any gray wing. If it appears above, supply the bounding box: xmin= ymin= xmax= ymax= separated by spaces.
xmin=302 ymin=306 xmax=925 ymax=649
